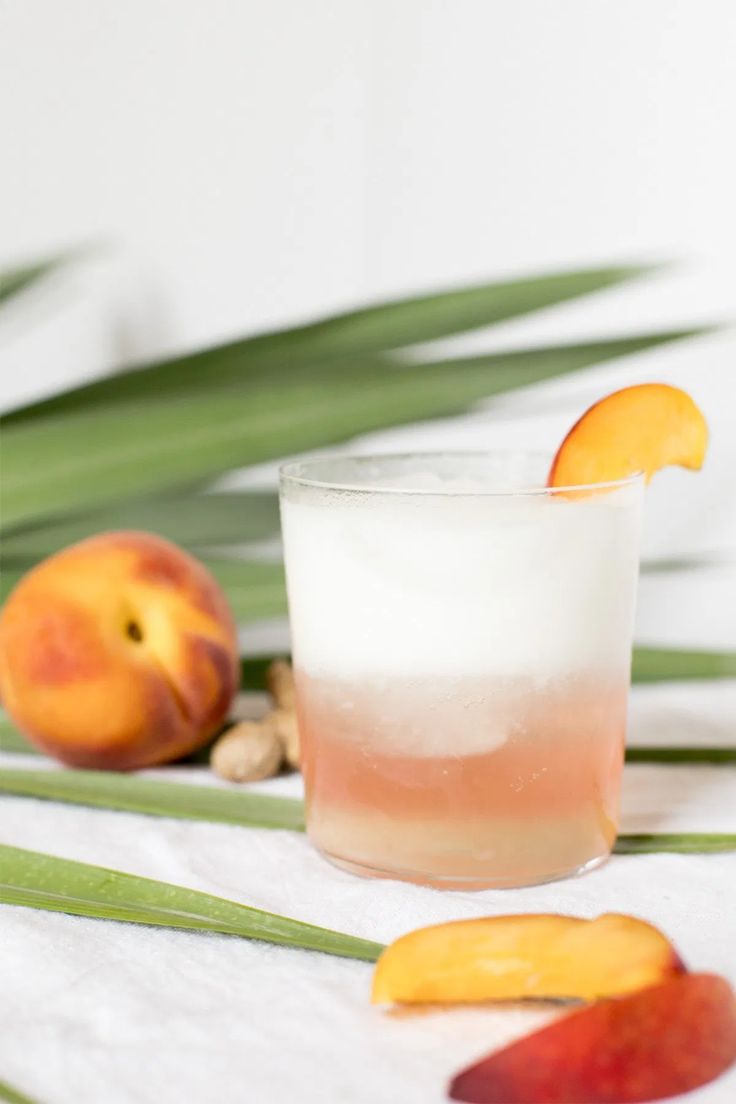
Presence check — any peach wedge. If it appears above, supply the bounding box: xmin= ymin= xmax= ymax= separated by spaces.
xmin=449 ymin=973 xmax=736 ymax=1103
xmin=371 ymin=914 xmax=683 ymax=1005
xmin=548 ymin=383 xmax=708 ymax=488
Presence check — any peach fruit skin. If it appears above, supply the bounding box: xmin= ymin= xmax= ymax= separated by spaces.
xmin=449 ymin=972 xmax=736 ymax=1104
xmin=0 ymin=531 xmax=239 ymax=770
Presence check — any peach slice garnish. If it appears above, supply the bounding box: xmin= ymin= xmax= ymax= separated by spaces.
xmin=371 ymin=914 xmax=683 ymax=1005
xmin=548 ymin=383 xmax=708 ymax=488
xmin=449 ymin=972 xmax=736 ymax=1103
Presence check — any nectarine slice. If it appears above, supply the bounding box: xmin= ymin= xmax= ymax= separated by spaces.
xmin=371 ymin=914 xmax=682 ymax=1005
xmin=449 ymin=972 xmax=736 ymax=1103
xmin=548 ymin=383 xmax=708 ymax=488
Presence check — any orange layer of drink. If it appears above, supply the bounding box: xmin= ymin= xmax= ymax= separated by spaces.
xmin=297 ymin=674 xmax=627 ymax=888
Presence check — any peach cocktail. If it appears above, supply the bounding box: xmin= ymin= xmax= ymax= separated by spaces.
xmin=280 ymin=452 xmax=643 ymax=889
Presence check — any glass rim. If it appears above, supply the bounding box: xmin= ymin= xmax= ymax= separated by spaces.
xmin=279 ymin=450 xmax=645 ymax=498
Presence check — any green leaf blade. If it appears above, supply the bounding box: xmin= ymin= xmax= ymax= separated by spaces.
xmin=0 ymin=717 xmax=37 ymax=755
xmin=1 ymin=490 xmax=280 ymax=557
xmin=632 ymin=647 xmax=736 ymax=681
xmin=0 ymin=844 xmax=383 ymax=961
xmin=0 ymin=1079 xmax=42 ymax=1104
xmin=278 ymin=264 xmax=657 ymax=362
xmin=0 ymin=768 xmax=305 ymax=830
xmin=625 ymin=747 xmax=736 ymax=764
xmin=2 ymin=769 xmax=735 ymax=860
xmin=1 ymin=330 xmax=707 ymax=529
xmin=0 ymin=253 xmax=68 ymax=309
xmin=204 ymin=559 xmax=287 ymax=623
xmin=615 ymin=834 xmax=736 ymax=854
xmin=4 ymin=263 xmax=657 ymax=424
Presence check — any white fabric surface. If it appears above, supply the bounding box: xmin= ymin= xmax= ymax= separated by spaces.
xmin=1 ymin=681 xmax=735 ymax=1104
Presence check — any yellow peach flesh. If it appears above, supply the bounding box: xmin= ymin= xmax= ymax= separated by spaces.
xmin=548 ymin=383 xmax=708 ymax=489
xmin=371 ymin=913 xmax=684 ymax=1005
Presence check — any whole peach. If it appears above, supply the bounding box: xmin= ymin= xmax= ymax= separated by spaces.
xmin=0 ymin=531 xmax=239 ymax=769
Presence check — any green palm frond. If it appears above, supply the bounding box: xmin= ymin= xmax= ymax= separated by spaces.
xmin=3 ymin=262 xmax=658 ymax=424
xmin=0 ymin=1078 xmax=42 ymax=1104
xmin=0 ymin=844 xmax=382 ymax=961
xmin=0 ymin=253 xmax=70 ymax=310
xmin=1 ymin=330 xmax=709 ymax=530
xmin=1 ymin=767 xmax=735 ymax=836
xmin=0 ymin=491 xmax=280 ymax=561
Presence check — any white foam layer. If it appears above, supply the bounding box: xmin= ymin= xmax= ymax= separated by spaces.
xmin=280 ymin=484 xmax=643 ymax=679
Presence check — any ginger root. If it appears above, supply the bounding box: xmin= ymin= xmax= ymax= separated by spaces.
xmin=266 ymin=659 xmax=295 ymax=711
xmin=211 ymin=719 xmax=284 ymax=782
xmin=210 ymin=659 xmax=300 ymax=782
xmin=268 ymin=706 xmax=300 ymax=770
xmin=265 ymin=659 xmax=300 ymax=769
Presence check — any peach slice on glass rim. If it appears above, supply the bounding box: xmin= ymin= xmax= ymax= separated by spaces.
xmin=371 ymin=913 xmax=683 ymax=1006
xmin=448 ymin=973 xmax=736 ymax=1104
xmin=548 ymin=383 xmax=708 ymax=489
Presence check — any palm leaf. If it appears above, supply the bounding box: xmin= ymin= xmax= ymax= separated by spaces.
xmin=0 ymin=719 xmax=36 ymax=755
xmin=406 ymin=330 xmax=707 ymax=396
xmin=240 ymin=654 xmax=281 ymax=691
xmin=3 ymin=263 xmax=656 ymax=423
xmin=205 ymin=559 xmax=286 ymax=623
xmin=631 ymin=647 xmax=736 ymax=681
xmin=0 ymin=330 xmax=706 ymax=530
xmin=0 ymin=491 xmax=280 ymax=556
xmin=0 ymin=768 xmax=305 ymax=830
xmin=641 ymin=552 xmax=735 ymax=574
xmin=0 ymin=253 xmax=68 ymax=310
xmin=2 ymin=769 xmax=734 ymax=848
xmin=615 ymin=834 xmax=736 ymax=854
xmin=0 ymin=844 xmax=383 ymax=961
xmin=0 ymin=1080 xmax=42 ymax=1104
xmin=0 ymin=842 xmax=731 ymax=962
xmin=626 ymin=747 xmax=736 ymax=764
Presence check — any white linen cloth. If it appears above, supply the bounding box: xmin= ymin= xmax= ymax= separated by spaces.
xmin=1 ymin=680 xmax=735 ymax=1104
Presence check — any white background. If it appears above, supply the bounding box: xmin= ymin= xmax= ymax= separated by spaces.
xmin=1 ymin=0 xmax=735 ymax=363
xmin=1 ymin=5 xmax=735 ymax=1104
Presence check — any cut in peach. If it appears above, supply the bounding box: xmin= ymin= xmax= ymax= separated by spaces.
xmin=371 ymin=914 xmax=683 ymax=1005
xmin=449 ymin=972 xmax=736 ymax=1103
xmin=548 ymin=383 xmax=708 ymax=488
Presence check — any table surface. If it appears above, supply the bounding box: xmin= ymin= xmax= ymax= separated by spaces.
xmin=1 ymin=679 xmax=735 ymax=1104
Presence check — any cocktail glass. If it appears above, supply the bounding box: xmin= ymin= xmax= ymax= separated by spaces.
xmin=279 ymin=452 xmax=644 ymax=889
